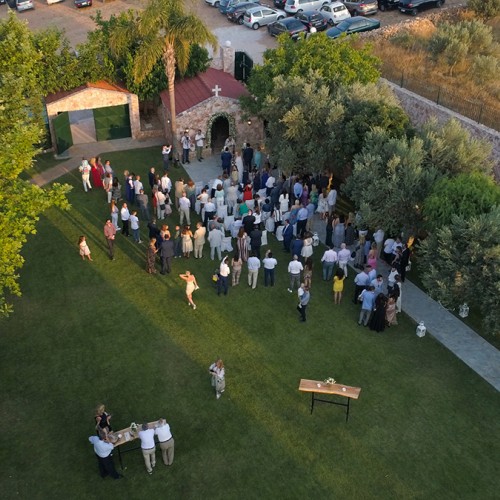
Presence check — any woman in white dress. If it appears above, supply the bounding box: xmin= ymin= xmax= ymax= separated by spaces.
xmin=78 ymin=235 xmax=92 ymax=261
xmin=301 ymin=235 xmax=314 ymax=259
xmin=182 ymin=225 xmax=193 ymax=258
xmin=179 ymin=271 xmax=198 ymax=309
xmin=279 ymin=190 xmax=290 ymax=213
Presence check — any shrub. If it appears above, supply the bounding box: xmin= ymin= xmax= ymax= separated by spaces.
xmin=467 ymin=0 xmax=500 ymax=20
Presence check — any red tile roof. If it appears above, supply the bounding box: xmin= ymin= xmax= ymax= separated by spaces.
xmin=160 ymin=68 xmax=249 ymax=115
xmin=45 ymin=81 xmax=131 ymax=104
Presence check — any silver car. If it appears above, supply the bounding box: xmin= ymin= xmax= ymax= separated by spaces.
xmin=243 ymin=6 xmax=286 ymax=29
xmin=343 ymin=0 xmax=378 ymax=15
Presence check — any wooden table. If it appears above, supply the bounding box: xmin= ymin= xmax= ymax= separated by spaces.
xmin=299 ymin=379 xmax=361 ymax=422
xmin=109 ymin=420 xmax=160 ymax=469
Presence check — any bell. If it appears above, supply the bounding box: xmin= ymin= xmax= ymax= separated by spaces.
xmin=416 ymin=321 xmax=426 ymax=338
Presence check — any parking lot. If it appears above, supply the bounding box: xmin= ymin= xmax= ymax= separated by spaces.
xmin=1 ymin=0 xmax=461 ymax=64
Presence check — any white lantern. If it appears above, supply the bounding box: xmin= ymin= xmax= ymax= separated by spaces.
xmin=459 ymin=303 xmax=469 ymax=318
xmin=416 ymin=321 xmax=426 ymax=338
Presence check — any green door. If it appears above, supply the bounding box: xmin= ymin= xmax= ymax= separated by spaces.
xmin=93 ymin=104 xmax=132 ymax=142
xmin=53 ymin=112 xmax=73 ymax=154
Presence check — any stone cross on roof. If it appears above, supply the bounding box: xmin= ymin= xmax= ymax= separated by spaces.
xmin=212 ymin=85 xmax=222 ymax=97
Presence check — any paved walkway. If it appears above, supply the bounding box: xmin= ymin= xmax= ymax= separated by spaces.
xmin=33 ymin=141 xmax=500 ymax=392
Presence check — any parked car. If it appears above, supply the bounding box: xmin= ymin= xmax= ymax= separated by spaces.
xmin=74 ymin=0 xmax=92 ymax=7
xmin=227 ymin=1 xmax=260 ymax=23
xmin=295 ymin=10 xmax=328 ymax=31
xmin=274 ymin=0 xmax=286 ymax=7
xmin=268 ymin=17 xmax=309 ymax=39
xmin=398 ymin=0 xmax=444 ymax=15
xmin=319 ymin=2 xmax=351 ymax=25
xmin=326 ymin=16 xmax=380 ymax=37
xmin=219 ymin=0 xmax=258 ymax=14
xmin=284 ymin=0 xmax=329 ymax=15
xmin=378 ymin=0 xmax=398 ymax=10
xmin=243 ymin=6 xmax=286 ymax=29
xmin=16 ymin=0 xmax=34 ymax=10
xmin=342 ymin=0 xmax=378 ymax=16
xmin=205 ymin=0 xmax=222 ymax=8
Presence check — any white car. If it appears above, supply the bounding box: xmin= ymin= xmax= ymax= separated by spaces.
xmin=243 ymin=6 xmax=286 ymax=30
xmin=205 ymin=0 xmax=222 ymax=7
xmin=319 ymin=2 xmax=351 ymax=25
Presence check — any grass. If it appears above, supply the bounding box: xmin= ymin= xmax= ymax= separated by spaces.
xmin=0 ymin=151 xmax=499 ymax=499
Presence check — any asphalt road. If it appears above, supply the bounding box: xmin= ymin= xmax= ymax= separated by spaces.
xmin=0 ymin=0 xmax=461 ymax=64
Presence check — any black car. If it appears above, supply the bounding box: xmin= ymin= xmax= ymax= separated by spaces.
xmin=378 ymin=0 xmax=398 ymax=10
xmin=326 ymin=16 xmax=380 ymax=38
xmin=295 ymin=10 xmax=328 ymax=31
xmin=398 ymin=0 xmax=444 ymax=15
xmin=227 ymin=1 xmax=260 ymax=23
xmin=268 ymin=17 xmax=308 ymax=39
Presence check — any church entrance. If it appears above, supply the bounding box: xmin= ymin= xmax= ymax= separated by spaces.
xmin=210 ymin=116 xmax=229 ymax=153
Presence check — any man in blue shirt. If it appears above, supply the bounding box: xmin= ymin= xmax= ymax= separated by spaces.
xmin=353 ymin=267 xmax=371 ymax=304
xmin=358 ymin=286 xmax=376 ymax=326
xmin=88 ymin=432 xmax=122 ymax=479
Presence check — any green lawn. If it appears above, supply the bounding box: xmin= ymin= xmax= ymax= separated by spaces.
xmin=1 ymin=152 xmax=499 ymax=499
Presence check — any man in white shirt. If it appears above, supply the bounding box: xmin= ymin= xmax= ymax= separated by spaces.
xmin=338 ymin=242 xmax=352 ymax=278
xmin=383 ymin=236 xmax=395 ymax=263
xmin=195 ymin=129 xmax=205 ymax=162
xmin=218 ymin=256 xmax=231 ymax=295
xmin=161 ymin=172 xmax=172 ymax=195
xmin=79 ymin=158 xmax=92 ymax=192
xmin=262 ymin=250 xmax=278 ymax=287
xmin=138 ymin=423 xmax=156 ymax=474
xmin=134 ymin=175 xmax=144 ymax=198
xmin=178 ymin=192 xmax=191 ymax=225
xmin=247 ymin=252 xmax=261 ymax=289
xmin=120 ymin=203 xmax=130 ymax=237
xmin=326 ymin=187 xmax=337 ymax=215
xmin=204 ymin=198 xmax=217 ymax=227
xmin=287 ymin=255 xmax=303 ymax=293
xmin=155 ymin=419 xmax=174 ymax=466
xmin=88 ymin=432 xmax=122 ymax=479
xmin=181 ymin=131 xmax=191 ymax=164
xmin=208 ymin=226 xmax=223 ymax=261
xmin=265 ymin=174 xmax=275 ymax=196
xmin=321 ymin=246 xmax=338 ymax=281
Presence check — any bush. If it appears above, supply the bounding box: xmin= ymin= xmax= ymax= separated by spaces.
xmin=472 ymin=55 xmax=500 ymax=84
xmin=468 ymin=0 xmax=500 ymax=19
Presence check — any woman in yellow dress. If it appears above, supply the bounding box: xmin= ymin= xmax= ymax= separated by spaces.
xmin=333 ymin=268 xmax=345 ymax=305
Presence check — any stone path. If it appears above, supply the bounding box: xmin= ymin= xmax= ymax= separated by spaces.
xmin=33 ymin=141 xmax=500 ymax=392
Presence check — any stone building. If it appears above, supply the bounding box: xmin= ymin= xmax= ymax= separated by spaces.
xmin=160 ymin=44 xmax=263 ymax=153
xmin=45 ymin=81 xmax=141 ymax=154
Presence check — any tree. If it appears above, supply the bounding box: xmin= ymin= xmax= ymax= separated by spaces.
xmin=468 ymin=0 xmax=500 ymax=20
xmin=419 ymin=207 xmax=500 ymax=336
xmin=423 ymin=173 xmax=500 ymax=230
xmin=109 ymin=0 xmax=217 ymax=148
xmin=343 ymin=129 xmax=439 ymax=236
xmin=241 ymin=33 xmax=380 ymax=117
xmin=420 ymin=118 xmax=493 ymax=176
xmin=0 ymin=14 xmax=71 ymax=316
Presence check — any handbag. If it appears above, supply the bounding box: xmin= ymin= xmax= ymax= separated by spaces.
xmin=194 ymin=284 xmax=200 ymax=290
xmin=160 ymin=204 xmax=166 ymax=210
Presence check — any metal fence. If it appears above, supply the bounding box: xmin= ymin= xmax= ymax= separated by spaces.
xmin=383 ymin=69 xmax=500 ymax=132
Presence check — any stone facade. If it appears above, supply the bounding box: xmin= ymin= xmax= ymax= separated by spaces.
xmin=46 ymin=87 xmax=141 ymax=148
xmin=211 ymin=43 xmax=236 ymax=76
xmin=386 ymin=81 xmax=500 ymax=181
xmin=160 ymin=96 xmax=262 ymax=151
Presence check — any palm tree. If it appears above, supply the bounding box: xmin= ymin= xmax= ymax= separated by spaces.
xmin=110 ymin=0 xmax=218 ymax=153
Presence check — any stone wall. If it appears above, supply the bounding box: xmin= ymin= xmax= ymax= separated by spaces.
xmin=385 ymin=80 xmax=500 ymax=181
xmin=160 ymin=96 xmax=264 ymax=151
xmin=46 ymin=88 xmax=140 ymax=147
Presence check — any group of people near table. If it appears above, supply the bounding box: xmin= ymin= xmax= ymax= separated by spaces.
xmin=88 ymin=360 xmax=225 ymax=479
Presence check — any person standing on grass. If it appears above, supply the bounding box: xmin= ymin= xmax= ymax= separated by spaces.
xmin=321 ymin=246 xmax=337 ymax=281
xmin=208 ymin=225 xmax=223 ymax=261
xmin=247 ymin=252 xmax=261 ymax=289
xmin=179 ymin=271 xmax=198 ymax=309
xmin=337 ymin=243 xmax=351 ymax=278
xmin=218 ymin=256 xmax=230 ymax=296
xmin=287 ymin=255 xmax=303 ymax=293
xmin=231 ymin=251 xmax=243 ymax=286
xmin=358 ymin=286 xmax=376 ymax=327
xmin=103 ymin=220 xmax=116 ymax=261
xmin=297 ymin=284 xmax=310 ymax=322
xmin=160 ymin=234 xmax=175 ymax=275
xmin=209 ymin=358 xmax=225 ymax=399
xmin=138 ymin=423 xmax=156 ymax=475
xmin=193 ymin=222 xmax=206 ymax=259
xmin=353 ymin=266 xmax=370 ymax=304
xmin=262 ymin=250 xmax=278 ymax=287
xmin=79 ymin=158 xmax=92 ymax=192
xmin=179 ymin=192 xmax=191 ymax=226
xmin=78 ymin=236 xmax=93 ymax=261
xmin=146 ymin=238 xmax=158 ymax=274
xmin=136 ymin=189 xmax=150 ymax=222
xmin=155 ymin=419 xmax=174 ymax=466
xmin=333 ymin=268 xmax=345 ymax=305
xmin=88 ymin=431 xmax=122 ymax=480
xmin=120 ymin=203 xmax=130 ymax=237
xmin=282 ymin=219 xmax=293 ymax=253
xmin=130 ymin=211 xmax=142 ymax=244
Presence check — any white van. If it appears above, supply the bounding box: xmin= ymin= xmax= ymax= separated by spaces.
xmin=284 ymin=0 xmax=329 ymax=14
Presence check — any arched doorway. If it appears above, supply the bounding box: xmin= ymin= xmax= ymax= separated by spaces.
xmin=210 ymin=116 xmax=229 ymax=153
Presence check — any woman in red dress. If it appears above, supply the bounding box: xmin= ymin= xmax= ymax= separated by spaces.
xmin=90 ymin=157 xmax=103 ymax=189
